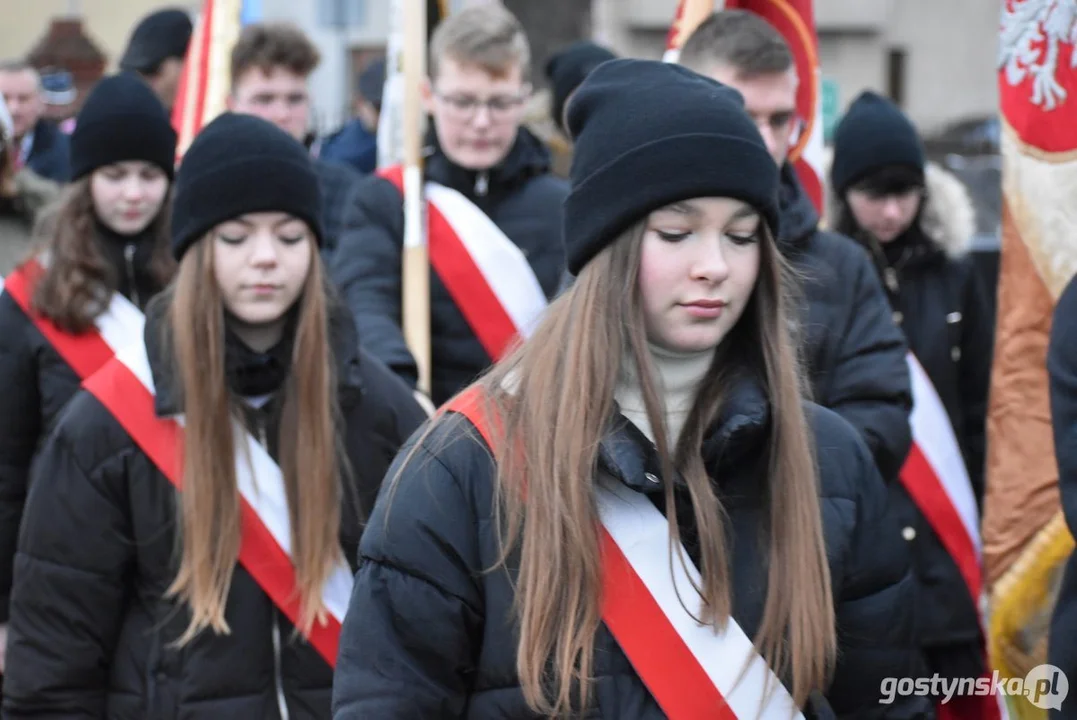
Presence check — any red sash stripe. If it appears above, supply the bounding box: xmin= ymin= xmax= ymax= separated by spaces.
xmin=378 ymin=166 xmax=521 ymax=361
xmin=445 ymin=388 xmax=743 ymax=719
xmin=3 ymin=261 xmax=115 ymax=379
xmin=900 ymin=443 xmax=983 ymax=602
xmin=83 ymin=352 xmax=343 ymax=666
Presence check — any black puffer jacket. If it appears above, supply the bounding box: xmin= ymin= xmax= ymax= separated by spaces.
xmin=2 ymin=294 xmax=426 ymax=719
xmin=829 ymin=162 xmax=992 ymax=669
xmin=1048 ymin=274 xmax=1077 ymax=718
xmin=332 ymin=377 xmax=932 ymax=719
xmin=0 ymin=225 xmax=164 ymax=624
xmin=330 ymin=129 xmax=568 ymax=405
xmin=778 ymin=165 xmax=912 ymax=483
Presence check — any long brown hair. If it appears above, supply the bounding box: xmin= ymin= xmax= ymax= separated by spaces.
xmin=29 ymin=177 xmax=174 ymax=332
xmin=398 ymin=218 xmax=837 ymax=715
xmin=163 ymin=236 xmax=345 ymax=641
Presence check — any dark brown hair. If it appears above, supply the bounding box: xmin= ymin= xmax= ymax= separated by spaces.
xmin=429 ymin=4 xmax=531 ymax=80
xmin=30 ymin=177 xmax=174 ymax=332
xmin=230 ymin=22 xmax=321 ymax=86
xmin=679 ymin=9 xmax=795 ymax=77
xmin=164 ymin=236 xmax=347 ymax=641
xmin=392 ymin=217 xmax=835 ymax=715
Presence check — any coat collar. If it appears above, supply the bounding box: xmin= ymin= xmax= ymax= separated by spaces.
xmin=143 ymin=289 xmax=365 ymax=418
xmin=598 ymin=373 xmax=770 ymax=494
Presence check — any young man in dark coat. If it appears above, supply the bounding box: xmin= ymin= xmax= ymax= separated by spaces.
xmin=678 ymin=11 xmax=913 ymax=482
xmin=330 ymin=4 xmax=568 ymax=407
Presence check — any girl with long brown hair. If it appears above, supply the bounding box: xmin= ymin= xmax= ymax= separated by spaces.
xmin=0 ymin=73 xmax=175 ymax=677
xmin=334 ymin=60 xmax=930 ymax=719
xmin=2 ymin=113 xmax=426 ymax=718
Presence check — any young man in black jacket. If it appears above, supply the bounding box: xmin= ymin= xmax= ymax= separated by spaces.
xmin=678 ymin=11 xmax=912 ymax=483
xmin=330 ymin=5 xmax=568 ymax=407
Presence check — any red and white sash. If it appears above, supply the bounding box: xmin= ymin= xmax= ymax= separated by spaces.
xmin=377 ymin=165 xmax=549 ymax=361
xmin=900 ymin=353 xmax=983 ymax=605
xmin=447 ymin=389 xmax=804 ymax=720
xmin=82 ymin=339 xmax=352 ymax=666
xmin=901 ymin=354 xmax=1007 ymax=720
xmin=0 ymin=259 xmax=145 ymax=380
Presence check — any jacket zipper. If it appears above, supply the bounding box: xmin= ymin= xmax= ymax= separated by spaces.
xmin=475 ymin=171 xmax=489 ymax=196
xmin=123 ymin=242 xmax=141 ymax=308
xmin=272 ymin=612 xmax=291 ymax=720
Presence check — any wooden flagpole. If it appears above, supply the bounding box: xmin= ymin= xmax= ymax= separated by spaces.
xmin=401 ymin=0 xmax=432 ymax=395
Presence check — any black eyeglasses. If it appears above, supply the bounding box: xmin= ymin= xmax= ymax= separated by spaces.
xmin=433 ymin=91 xmax=526 ymax=120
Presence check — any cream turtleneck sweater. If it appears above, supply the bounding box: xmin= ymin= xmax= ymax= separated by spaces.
xmin=614 ymin=344 xmax=715 ymax=448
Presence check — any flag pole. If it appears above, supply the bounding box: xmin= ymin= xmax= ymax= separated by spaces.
xmin=401 ymin=0 xmax=432 ymax=396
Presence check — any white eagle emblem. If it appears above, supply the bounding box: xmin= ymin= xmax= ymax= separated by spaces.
xmin=999 ymin=0 xmax=1077 ymax=110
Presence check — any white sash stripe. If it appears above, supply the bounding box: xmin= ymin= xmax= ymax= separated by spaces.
xmin=114 ymin=339 xmax=353 ymax=623
xmin=425 ymin=181 xmax=548 ymax=338
xmin=906 ymin=354 xmax=982 ymax=556
xmin=596 ymin=478 xmax=805 ymax=720
xmin=94 ymin=291 xmax=146 ymax=354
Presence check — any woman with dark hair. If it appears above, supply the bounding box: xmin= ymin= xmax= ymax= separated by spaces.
xmin=0 ymin=73 xmax=176 ymax=672
xmin=3 ymin=112 xmax=425 ymax=717
xmin=830 ymin=90 xmax=994 ymax=719
xmin=333 ymin=60 xmax=928 ymax=719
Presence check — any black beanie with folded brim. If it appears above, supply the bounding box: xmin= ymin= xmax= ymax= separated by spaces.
xmin=170 ymin=113 xmax=324 ymax=261
xmin=70 ymin=73 xmax=177 ymax=181
xmin=830 ymin=90 xmax=925 ymax=196
xmin=563 ymin=59 xmax=779 ymax=276
xmin=545 ymin=41 xmax=617 ymax=134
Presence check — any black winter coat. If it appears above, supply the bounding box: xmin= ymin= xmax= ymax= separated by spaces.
xmin=0 ymin=226 xmax=163 ymax=624
xmin=313 ymin=157 xmax=363 ymax=262
xmin=830 ymin=163 xmax=992 ymax=668
xmin=332 ymin=377 xmax=932 ymax=719
xmin=2 ymin=297 xmax=427 ymax=719
xmin=330 ymin=129 xmax=568 ymax=406
xmin=777 ymin=165 xmax=912 ymax=483
xmin=1047 ymin=273 xmax=1077 ymax=718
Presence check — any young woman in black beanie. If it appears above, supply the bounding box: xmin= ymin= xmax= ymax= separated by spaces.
xmin=0 ymin=72 xmax=176 ymax=674
xmin=333 ymin=59 xmax=930 ymax=720
xmin=830 ymin=91 xmax=995 ymax=720
xmin=2 ymin=112 xmax=426 ymax=718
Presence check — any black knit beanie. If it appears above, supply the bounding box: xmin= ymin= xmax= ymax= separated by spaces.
xmin=70 ymin=73 xmax=177 ymax=181
xmin=544 ymin=41 xmax=617 ymax=134
xmin=564 ymin=59 xmax=779 ymax=276
xmin=170 ymin=113 xmax=324 ymax=261
xmin=830 ymin=91 xmax=925 ymax=196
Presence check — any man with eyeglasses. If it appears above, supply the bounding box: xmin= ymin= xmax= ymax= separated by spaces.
xmin=332 ymin=4 xmax=568 ymax=406
xmin=678 ymin=11 xmax=913 ymax=485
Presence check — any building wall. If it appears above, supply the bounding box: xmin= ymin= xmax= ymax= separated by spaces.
xmin=0 ymin=0 xmax=192 ymax=69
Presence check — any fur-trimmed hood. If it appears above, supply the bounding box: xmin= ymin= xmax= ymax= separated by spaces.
xmin=822 ymin=147 xmax=976 ymax=258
